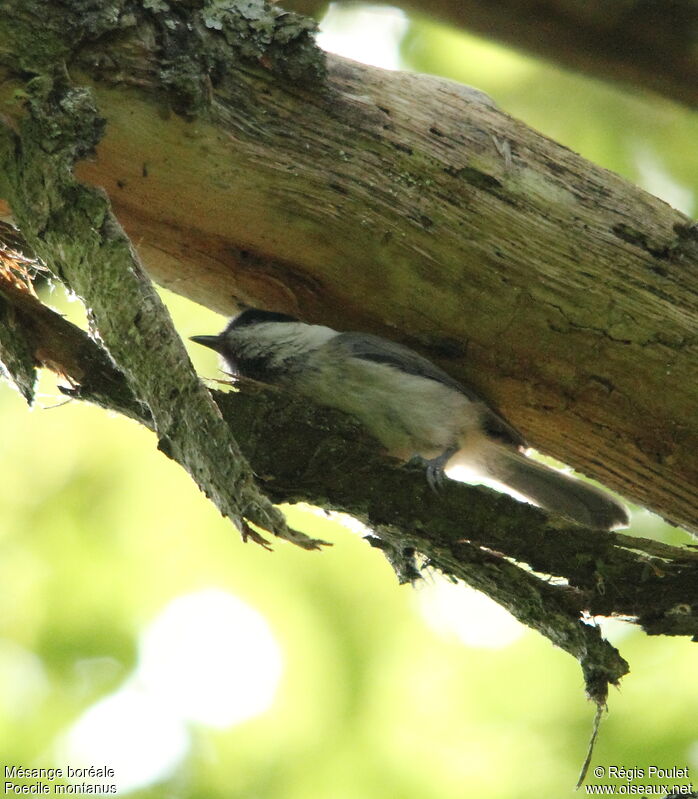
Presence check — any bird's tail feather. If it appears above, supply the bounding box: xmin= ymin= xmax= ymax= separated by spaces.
xmin=485 ymin=448 xmax=629 ymax=530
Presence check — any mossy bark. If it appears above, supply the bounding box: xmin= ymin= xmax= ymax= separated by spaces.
xmin=0 ymin=270 xmax=645 ymax=699
xmin=2 ymin=0 xmax=696 ymax=533
xmin=1 ymin=0 xmax=698 ymax=705
xmin=7 ymin=266 xmax=698 ymax=702
xmin=0 ymin=72 xmax=323 ymax=550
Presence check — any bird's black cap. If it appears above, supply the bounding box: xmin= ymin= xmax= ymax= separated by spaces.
xmin=226 ymin=308 xmax=299 ymax=330
xmin=190 ymin=309 xmax=299 ymax=351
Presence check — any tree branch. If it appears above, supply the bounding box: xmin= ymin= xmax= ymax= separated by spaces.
xmin=1 ymin=0 xmax=698 ymax=706
xmin=6 ymin=263 xmax=698 ymax=702
xmin=2 ymin=0 xmax=696 ymax=532
xmin=0 ymin=74 xmax=323 ymax=550
xmin=310 ymin=0 xmax=698 ymax=110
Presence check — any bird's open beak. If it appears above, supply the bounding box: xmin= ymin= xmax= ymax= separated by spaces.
xmin=190 ymin=334 xmax=224 ymax=352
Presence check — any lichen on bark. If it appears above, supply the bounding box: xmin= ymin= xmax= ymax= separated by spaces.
xmin=1 ymin=0 xmax=326 ymax=118
xmin=0 ymin=70 xmax=323 ymax=549
xmin=202 ymin=0 xmax=326 ymax=83
xmin=2 ymin=0 xmax=698 ymax=732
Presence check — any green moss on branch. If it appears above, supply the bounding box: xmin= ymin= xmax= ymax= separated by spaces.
xmin=0 ymin=71 xmax=322 ymax=549
xmin=1 ymin=0 xmax=326 ymax=118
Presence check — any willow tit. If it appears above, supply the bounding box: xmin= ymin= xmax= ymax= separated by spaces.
xmin=192 ymin=309 xmax=629 ymax=530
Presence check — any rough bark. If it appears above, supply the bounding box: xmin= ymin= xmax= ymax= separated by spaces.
xmin=0 ymin=73 xmax=323 ymax=551
xmin=1 ymin=0 xmax=697 ymax=534
xmin=1 ymin=0 xmax=698 ymax=705
xmin=6 ymin=260 xmax=698 ymax=699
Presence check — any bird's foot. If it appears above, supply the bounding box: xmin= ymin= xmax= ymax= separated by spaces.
xmin=411 ymin=446 xmax=458 ymax=492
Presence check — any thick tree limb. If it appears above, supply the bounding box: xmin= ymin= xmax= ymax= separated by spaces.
xmin=2 ymin=0 xmax=697 ymax=534
xmin=1 ymin=0 xmax=698 ymax=705
xmin=304 ymin=0 xmax=698 ymax=110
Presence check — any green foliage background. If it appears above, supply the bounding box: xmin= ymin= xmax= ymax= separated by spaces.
xmin=1 ymin=5 xmax=697 ymax=797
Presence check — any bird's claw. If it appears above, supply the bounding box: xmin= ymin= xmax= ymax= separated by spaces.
xmin=411 ymin=446 xmax=457 ymax=493
xmin=426 ymin=462 xmax=446 ymax=492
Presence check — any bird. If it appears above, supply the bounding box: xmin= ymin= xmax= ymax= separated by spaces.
xmin=191 ymin=308 xmax=629 ymax=530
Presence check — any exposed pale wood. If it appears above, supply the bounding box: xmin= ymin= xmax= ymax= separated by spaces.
xmin=2 ymin=1 xmax=698 ymax=696
xmin=0 ymin=13 xmax=697 ymax=533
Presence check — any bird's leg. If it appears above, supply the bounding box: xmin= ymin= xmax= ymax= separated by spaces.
xmin=413 ymin=445 xmax=458 ymax=491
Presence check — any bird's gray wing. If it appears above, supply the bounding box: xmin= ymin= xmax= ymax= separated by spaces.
xmin=333 ymin=332 xmax=526 ymax=448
